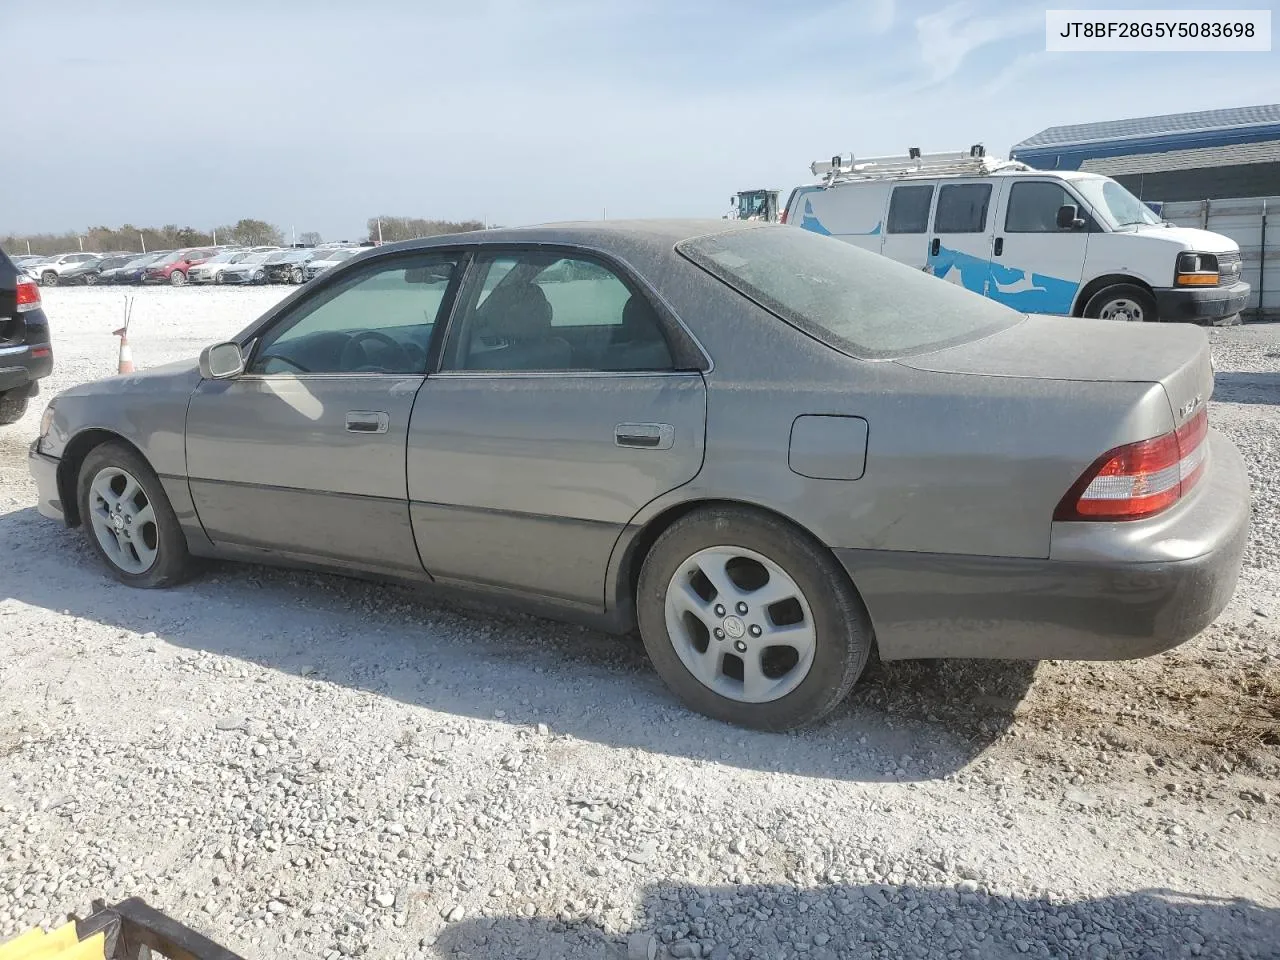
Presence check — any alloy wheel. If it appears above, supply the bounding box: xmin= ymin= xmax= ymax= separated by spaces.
xmin=664 ymin=545 xmax=816 ymax=703
xmin=87 ymin=466 xmax=159 ymax=574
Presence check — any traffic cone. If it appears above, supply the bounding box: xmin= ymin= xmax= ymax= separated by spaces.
xmin=113 ymin=327 xmax=134 ymax=374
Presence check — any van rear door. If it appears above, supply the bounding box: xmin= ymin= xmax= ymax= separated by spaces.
xmin=790 ymin=183 xmax=888 ymax=253
xmin=925 ymin=179 xmax=996 ymax=297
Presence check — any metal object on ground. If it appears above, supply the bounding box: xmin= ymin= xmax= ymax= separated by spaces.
xmin=0 ymin=898 xmax=246 ymax=960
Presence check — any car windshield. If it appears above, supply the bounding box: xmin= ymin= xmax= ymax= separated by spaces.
xmin=123 ymin=255 xmax=154 ymax=267
xmin=205 ymin=251 xmax=241 ymax=264
xmin=240 ymin=251 xmax=275 ymax=264
xmin=327 ymin=249 xmax=358 ymax=261
xmin=1072 ymin=177 xmax=1162 ymax=228
xmin=153 ymin=251 xmax=185 ymax=265
xmin=677 ymin=225 xmax=1022 ymax=360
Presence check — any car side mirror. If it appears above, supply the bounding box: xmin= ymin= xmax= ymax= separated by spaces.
xmin=199 ymin=341 xmax=245 ymax=379
xmin=1057 ymin=204 xmax=1085 ymax=229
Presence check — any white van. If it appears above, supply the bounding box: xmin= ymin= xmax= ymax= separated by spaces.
xmin=781 ymin=149 xmax=1251 ymax=324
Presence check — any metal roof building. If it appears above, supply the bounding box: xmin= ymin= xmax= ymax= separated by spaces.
xmin=1010 ymin=104 xmax=1280 ymax=201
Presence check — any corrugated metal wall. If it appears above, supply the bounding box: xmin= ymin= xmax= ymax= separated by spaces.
xmin=1114 ymin=163 xmax=1280 ymax=202
xmin=1159 ymin=195 xmax=1279 ymax=321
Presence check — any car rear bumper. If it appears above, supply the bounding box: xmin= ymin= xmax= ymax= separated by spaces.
xmin=0 ymin=343 xmax=53 ymax=392
xmin=1154 ymin=280 xmax=1251 ymax=322
xmin=835 ymin=431 xmax=1250 ymax=661
xmin=28 ymin=441 xmax=64 ymax=523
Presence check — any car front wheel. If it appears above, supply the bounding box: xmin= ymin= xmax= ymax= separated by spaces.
xmin=636 ymin=506 xmax=873 ymax=730
xmin=77 ymin=442 xmax=194 ymax=588
xmin=41 ymin=271 xmax=58 ymax=287
xmin=169 ymin=270 xmax=187 ymax=286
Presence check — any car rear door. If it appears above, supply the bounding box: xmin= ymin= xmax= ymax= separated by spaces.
xmin=406 ymin=249 xmax=708 ymax=608
xmin=986 ymin=178 xmax=1091 ymax=315
xmin=926 ymin=179 xmax=997 ymax=297
xmin=185 ymin=250 xmax=463 ymax=575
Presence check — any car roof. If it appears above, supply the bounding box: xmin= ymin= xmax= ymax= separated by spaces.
xmin=376 ymin=218 xmax=758 ymax=258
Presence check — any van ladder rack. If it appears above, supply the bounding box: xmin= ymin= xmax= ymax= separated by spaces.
xmin=810 ymin=145 xmax=1030 ymax=185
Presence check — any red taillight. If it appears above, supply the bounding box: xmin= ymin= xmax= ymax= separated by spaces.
xmin=1055 ymin=408 xmax=1209 ymax=522
xmin=779 ymin=207 xmax=789 ymax=224
xmin=16 ymin=279 xmax=41 ymax=312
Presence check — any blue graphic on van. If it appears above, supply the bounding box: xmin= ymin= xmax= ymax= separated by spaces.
xmin=928 ymin=244 xmax=1078 ymax=315
xmin=799 ymin=199 xmax=833 ymax=235
xmin=797 ymin=198 xmax=882 ymax=238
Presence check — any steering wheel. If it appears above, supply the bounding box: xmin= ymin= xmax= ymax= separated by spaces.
xmin=339 ymin=330 xmax=412 ymax=373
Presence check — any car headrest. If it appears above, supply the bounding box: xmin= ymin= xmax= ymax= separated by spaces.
xmin=619 ymin=294 xmax=661 ymax=342
xmin=475 ymin=284 xmax=553 ymax=338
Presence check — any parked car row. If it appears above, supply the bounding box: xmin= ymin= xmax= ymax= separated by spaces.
xmin=14 ymin=244 xmax=373 ymax=287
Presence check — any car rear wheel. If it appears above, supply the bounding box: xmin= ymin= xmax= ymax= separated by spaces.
xmin=85 ymin=273 xmax=99 ymax=286
xmin=636 ymin=506 xmax=873 ymax=730
xmin=290 ymin=266 xmax=303 ymax=284
xmin=0 ymin=391 xmax=29 ymax=425
xmin=1084 ymin=284 xmax=1157 ymax=323
xmin=169 ymin=270 xmax=187 ymax=286
xmin=77 ymin=442 xmax=194 ymax=588
xmin=41 ymin=271 xmax=58 ymax=287
xmin=214 ymin=271 xmax=224 ymax=284
xmin=253 ymin=270 xmax=266 ymax=284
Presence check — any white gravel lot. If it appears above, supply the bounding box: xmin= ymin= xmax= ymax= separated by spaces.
xmin=1 ymin=287 xmax=1277 ymax=960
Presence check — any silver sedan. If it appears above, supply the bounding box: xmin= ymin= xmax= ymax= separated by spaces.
xmin=28 ymin=220 xmax=1250 ymax=729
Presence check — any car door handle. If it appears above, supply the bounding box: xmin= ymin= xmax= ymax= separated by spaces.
xmin=615 ymin=422 xmax=674 ymax=450
xmin=345 ymin=411 xmax=389 ymax=434
xmin=993 ymin=237 xmax=1004 ymax=257
xmin=930 ymin=238 xmax=940 ymax=257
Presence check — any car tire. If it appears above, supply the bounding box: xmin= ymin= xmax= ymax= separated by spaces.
xmin=0 ymin=391 xmax=29 ymax=425
xmin=1083 ymin=284 xmax=1158 ymax=323
xmin=215 ymin=271 xmax=224 ymax=284
xmin=85 ymin=273 xmax=99 ymax=286
xmin=253 ymin=270 xmax=265 ymax=284
xmin=290 ymin=266 xmax=303 ymax=284
xmin=76 ymin=441 xmax=194 ymax=588
xmin=636 ymin=505 xmax=874 ymax=731
xmin=169 ymin=270 xmax=187 ymax=287
xmin=41 ymin=271 xmax=58 ymax=287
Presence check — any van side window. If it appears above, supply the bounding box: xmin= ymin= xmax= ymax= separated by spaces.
xmin=886 ymin=185 xmax=933 ymax=234
xmin=934 ymin=183 xmax=992 ymax=233
xmin=1005 ymin=181 xmax=1077 ymax=232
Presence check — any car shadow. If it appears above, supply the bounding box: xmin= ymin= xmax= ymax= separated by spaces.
xmin=430 ymin=881 xmax=1279 ymax=960
xmin=1214 ymin=370 xmax=1280 ymax=406
xmin=0 ymin=506 xmax=1036 ymax=784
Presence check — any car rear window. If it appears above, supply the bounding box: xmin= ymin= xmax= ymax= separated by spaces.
xmin=676 ymin=225 xmax=1022 ymax=360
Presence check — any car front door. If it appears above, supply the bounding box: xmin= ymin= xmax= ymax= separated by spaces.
xmin=407 ymin=249 xmax=708 ymax=608
xmin=185 ymin=250 xmax=463 ymax=575
xmin=926 ymin=179 xmax=996 ymax=297
xmin=987 ymin=179 xmax=1092 ymax=315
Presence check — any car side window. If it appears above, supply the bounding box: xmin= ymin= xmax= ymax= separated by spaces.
xmin=886 ymin=185 xmax=933 ymax=234
xmin=247 ymin=254 xmax=459 ymax=376
xmin=934 ymin=183 xmax=992 ymax=233
xmin=441 ymin=253 xmax=673 ymax=373
xmin=1005 ymin=181 xmax=1078 ymax=232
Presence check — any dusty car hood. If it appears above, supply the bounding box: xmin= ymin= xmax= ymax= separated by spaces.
xmin=56 ymin=359 xmax=202 ymax=400
xmin=1125 ymin=224 xmax=1238 ymax=253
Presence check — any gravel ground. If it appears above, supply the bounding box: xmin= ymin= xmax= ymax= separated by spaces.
xmin=1 ymin=287 xmax=1277 ymax=959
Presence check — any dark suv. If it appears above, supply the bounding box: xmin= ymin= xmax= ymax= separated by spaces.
xmin=0 ymin=246 xmax=53 ymax=424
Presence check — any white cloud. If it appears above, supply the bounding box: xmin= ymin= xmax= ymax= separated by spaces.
xmin=914 ymin=2 xmax=1042 ymax=83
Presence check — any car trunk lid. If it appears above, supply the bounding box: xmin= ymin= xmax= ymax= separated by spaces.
xmin=895 ymin=315 xmax=1213 ymax=427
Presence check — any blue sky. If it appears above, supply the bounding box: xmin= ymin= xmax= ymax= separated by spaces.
xmin=6 ymin=0 xmax=1279 ymax=239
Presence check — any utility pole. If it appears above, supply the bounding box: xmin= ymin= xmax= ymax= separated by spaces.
xmin=377 ymin=220 xmax=384 ymax=245
xmin=212 ymin=227 xmax=217 ymax=245
xmin=140 ymin=232 xmax=147 ymax=253
xmin=78 ymin=235 xmax=84 ymax=251
xmin=25 ymin=240 xmax=31 ymax=255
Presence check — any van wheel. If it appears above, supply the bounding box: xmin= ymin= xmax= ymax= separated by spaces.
xmin=1084 ymin=284 xmax=1157 ymax=323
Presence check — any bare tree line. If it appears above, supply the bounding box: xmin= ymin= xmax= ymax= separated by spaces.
xmin=3 ymin=216 xmax=486 ymax=256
